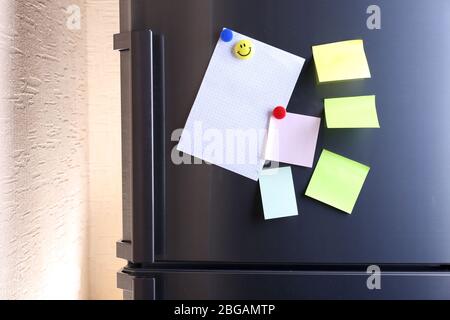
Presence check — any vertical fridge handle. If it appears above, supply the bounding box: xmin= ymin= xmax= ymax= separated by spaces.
xmin=114 ymin=30 xmax=165 ymax=264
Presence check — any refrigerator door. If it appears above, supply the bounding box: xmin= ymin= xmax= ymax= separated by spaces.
xmin=117 ymin=270 xmax=450 ymax=300
xmin=117 ymin=0 xmax=450 ymax=264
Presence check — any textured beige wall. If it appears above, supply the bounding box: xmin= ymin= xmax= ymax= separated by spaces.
xmin=0 ymin=0 xmax=122 ymax=299
xmin=86 ymin=0 xmax=122 ymax=300
xmin=0 ymin=0 xmax=89 ymax=299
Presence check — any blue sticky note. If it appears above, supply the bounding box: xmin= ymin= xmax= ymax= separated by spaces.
xmin=259 ymin=167 xmax=299 ymax=220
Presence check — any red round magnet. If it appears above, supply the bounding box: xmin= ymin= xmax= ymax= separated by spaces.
xmin=273 ymin=106 xmax=286 ymax=119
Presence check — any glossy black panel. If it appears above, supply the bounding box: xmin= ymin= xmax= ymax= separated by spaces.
xmin=128 ymin=0 xmax=450 ymax=264
xmin=119 ymin=270 xmax=450 ymax=300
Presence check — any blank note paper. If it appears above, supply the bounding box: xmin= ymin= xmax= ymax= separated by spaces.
xmin=312 ymin=40 xmax=371 ymax=83
xmin=305 ymin=150 xmax=370 ymax=214
xmin=324 ymin=95 xmax=380 ymax=128
xmin=177 ymin=28 xmax=305 ymax=181
xmin=259 ymin=167 xmax=298 ymax=220
xmin=265 ymin=112 xmax=321 ymax=168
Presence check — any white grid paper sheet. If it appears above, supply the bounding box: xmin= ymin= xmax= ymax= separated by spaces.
xmin=177 ymin=29 xmax=305 ymax=180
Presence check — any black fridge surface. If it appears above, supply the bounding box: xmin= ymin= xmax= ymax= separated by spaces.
xmin=115 ymin=0 xmax=450 ymax=299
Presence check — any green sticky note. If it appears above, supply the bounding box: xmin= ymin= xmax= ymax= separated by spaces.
xmin=259 ymin=167 xmax=298 ymax=220
xmin=312 ymin=39 xmax=371 ymax=83
xmin=305 ymin=150 xmax=370 ymax=214
xmin=324 ymin=95 xmax=380 ymax=128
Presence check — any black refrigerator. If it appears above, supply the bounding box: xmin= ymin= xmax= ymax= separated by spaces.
xmin=114 ymin=0 xmax=450 ymax=300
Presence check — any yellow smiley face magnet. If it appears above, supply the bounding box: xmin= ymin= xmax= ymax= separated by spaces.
xmin=233 ymin=39 xmax=254 ymax=60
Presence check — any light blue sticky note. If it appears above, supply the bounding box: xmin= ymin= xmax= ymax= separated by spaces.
xmin=259 ymin=167 xmax=298 ymax=220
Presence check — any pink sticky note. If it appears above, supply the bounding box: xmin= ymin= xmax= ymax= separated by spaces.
xmin=265 ymin=112 xmax=321 ymax=168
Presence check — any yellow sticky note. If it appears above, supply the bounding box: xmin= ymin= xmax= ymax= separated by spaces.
xmin=312 ymin=40 xmax=371 ymax=83
xmin=305 ymin=150 xmax=370 ymax=214
xmin=324 ymin=95 xmax=380 ymax=128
